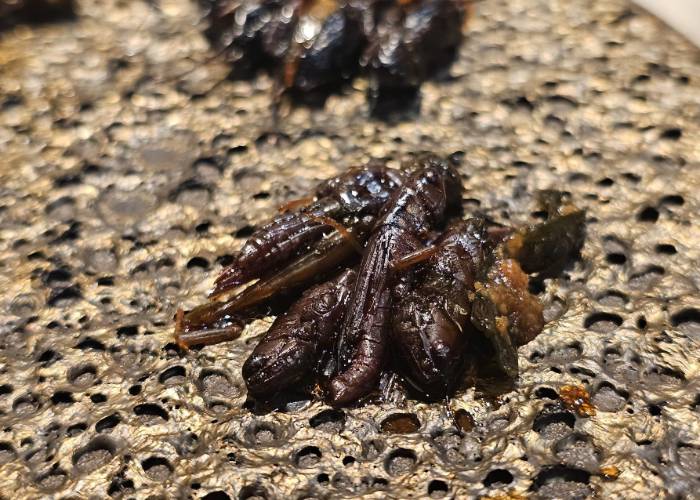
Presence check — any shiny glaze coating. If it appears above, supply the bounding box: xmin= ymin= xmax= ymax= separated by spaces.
xmin=328 ymin=154 xmax=462 ymax=405
xmin=243 ymin=268 xmax=356 ymax=396
xmin=391 ymin=218 xmax=499 ymax=399
xmin=210 ymin=161 xmax=404 ymax=297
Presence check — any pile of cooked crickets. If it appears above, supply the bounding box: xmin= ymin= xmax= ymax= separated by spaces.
xmin=176 ymin=153 xmax=586 ymax=407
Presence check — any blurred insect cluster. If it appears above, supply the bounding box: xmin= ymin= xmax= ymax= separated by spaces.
xmin=199 ymin=0 xmax=469 ymax=115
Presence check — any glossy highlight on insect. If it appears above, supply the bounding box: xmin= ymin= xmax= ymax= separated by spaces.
xmin=175 ymin=153 xmax=586 ymax=407
xmin=198 ymin=0 xmax=470 ymax=115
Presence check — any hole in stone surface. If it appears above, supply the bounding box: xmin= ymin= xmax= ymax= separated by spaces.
xmin=107 ymin=476 xmax=135 ymax=497
xmin=372 ymin=477 xmax=389 ymax=489
xmin=72 ymin=436 xmax=117 ymax=473
xmin=27 ymin=251 xmax=46 ymax=261
xmin=309 ymin=409 xmax=345 ymax=432
xmin=228 ymin=144 xmax=249 ymax=155
xmin=159 ymin=365 xmax=186 ymax=385
xmin=38 ymin=349 xmax=62 ymax=366
xmin=549 ymin=342 xmax=583 ymax=363
xmin=248 ymin=422 xmax=283 ymax=446
xmin=43 ymin=268 xmax=72 ymax=286
xmin=96 ymin=276 xmax=114 ymax=286
xmin=13 ymin=393 xmax=40 ymax=416
xmin=596 ymin=290 xmax=628 ymax=307
xmin=253 ymin=191 xmax=270 ymax=200
xmin=629 ymin=265 xmax=665 ymax=287
xmin=187 ymin=257 xmax=209 ymax=269
xmin=67 ymin=423 xmax=87 ymax=436
xmin=584 ymin=312 xmax=623 ymax=332
xmin=535 ymin=387 xmax=560 ymax=400
xmin=36 ymin=468 xmax=68 ymax=490
xmin=343 ymin=455 xmax=355 ymax=466
xmin=9 ymin=293 xmax=38 ymax=316
xmin=199 ymin=369 xmax=238 ymax=399
xmin=671 ymin=308 xmax=700 ymax=334
xmin=51 ymin=391 xmax=75 ymax=405
xmin=133 ymin=403 xmax=169 ymax=423
xmin=531 ymin=466 xmax=591 ymax=497
xmin=605 ymin=253 xmax=626 ymax=265
xmin=202 ymin=492 xmax=231 ymax=500
xmin=0 ymin=442 xmax=16 ymax=465
xmin=128 ymin=384 xmax=142 ymax=396
xmin=659 ymin=128 xmax=682 ymax=140
xmin=528 ymin=279 xmax=546 ymax=295
xmin=208 ymin=399 xmax=232 ymax=414
xmin=90 ymin=393 xmax=107 ymax=404
xmin=47 ymin=285 xmax=82 ymax=306
xmin=502 ymin=95 xmax=534 ymax=111
xmin=644 ymin=365 xmax=685 ymax=383
xmin=380 ymin=413 xmax=421 ymax=433
xmin=0 ymin=384 xmax=11 ymax=396
xmin=655 ymin=243 xmax=677 ymax=255
xmin=193 ymin=156 xmax=222 ymax=173
xmin=96 ymin=413 xmax=121 ymax=433
xmin=428 ymin=479 xmax=449 ymax=498
xmin=238 ymin=483 xmax=268 ymax=499
xmin=385 ymin=448 xmax=417 ymax=476
xmin=554 ymin=434 xmax=600 ymax=471
xmin=68 ymin=363 xmax=97 ymax=386
xmin=235 ymin=225 xmax=256 ymax=239
xmin=569 ymin=365 xmax=596 ymax=379
xmin=648 ymin=404 xmax=662 ymax=416
xmin=483 ymin=469 xmax=514 ymax=487
xmin=170 ymin=178 xmax=211 ymax=205
xmin=25 ymin=446 xmax=50 ymax=465
xmin=529 ymin=351 xmax=545 ymax=363
xmin=677 ymin=443 xmax=700 ymax=473
xmin=195 ymin=221 xmax=211 ymax=233
xmin=75 ymin=337 xmax=106 ymax=351
xmin=332 ymin=472 xmax=351 ymax=490
xmin=636 ymin=316 xmax=647 ymax=329
xmin=533 ymin=407 xmax=575 ymax=439
xmin=431 ymin=431 xmax=465 ymax=464
xmin=116 ymin=325 xmax=138 ymax=338
xmin=141 ymin=456 xmax=173 ymax=480
xmin=637 ymin=206 xmax=659 ymax=222
xmin=659 ymin=194 xmax=684 ymax=206
xmin=295 ymin=446 xmax=322 ymax=468
xmin=592 ymin=382 xmax=628 ymax=413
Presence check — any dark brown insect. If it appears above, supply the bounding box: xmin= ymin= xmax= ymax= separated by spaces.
xmin=328 ymin=154 xmax=463 ymax=405
xmin=198 ymin=0 xmax=469 ymax=115
xmin=175 ymin=154 xmax=586 ymax=407
xmin=390 ymin=217 xmax=502 ymax=400
xmin=242 ymin=268 xmax=356 ymax=397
